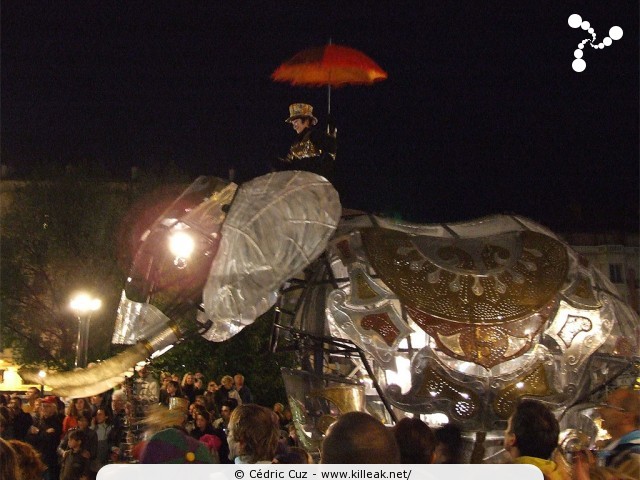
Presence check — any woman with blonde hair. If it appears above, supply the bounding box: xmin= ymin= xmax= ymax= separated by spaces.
xmin=181 ymin=372 xmax=196 ymax=404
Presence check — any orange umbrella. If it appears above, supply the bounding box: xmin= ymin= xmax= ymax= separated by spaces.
xmin=272 ymin=43 xmax=388 ymax=115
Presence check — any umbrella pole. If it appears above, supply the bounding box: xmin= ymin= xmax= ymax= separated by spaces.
xmin=327 ymin=84 xmax=331 ymax=116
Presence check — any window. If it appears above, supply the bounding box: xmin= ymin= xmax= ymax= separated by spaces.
xmin=609 ymin=264 xmax=623 ymax=284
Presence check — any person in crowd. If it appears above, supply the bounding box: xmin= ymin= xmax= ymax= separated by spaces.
xmin=392 ymin=416 xmax=437 ymax=463
xmin=58 ymin=412 xmax=97 ymax=470
xmin=1 ymin=437 xmax=22 ymax=480
xmin=434 ymin=423 xmax=463 ymax=463
xmin=0 ymin=406 xmax=12 ymax=439
xmin=272 ymin=103 xmax=337 ymax=181
xmin=158 ymin=372 xmax=172 ymax=402
xmin=321 ymin=411 xmax=400 ymax=464
xmin=135 ymin=365 xmax=160 ymax=406
xmin=193 ymin=395 xmax=207 ymax=410
xmin=274 ymin=446 xmax=313 ymax=464
xmin=194 ymin=377 xmax=206 ymax=397
xmin=26 ymin=395 xmax=63 ymax=480
xmin=59 ymin=429 xmax=90 ymax=480
xmin=9 ymin=395 xmax=33 ymax=440
xmin=24 ymin=386 xmax=41 ymax=416
xmin=573 ymin=387 xmax=640 ymax=480
xmin=503 ymin=399 xmax=566 ymax=480
xmin=204 ymin=380 xmax=219 ymax=414
xmin=210 ymin=399 xmax=237 ymax=465
xmin=62 ymin=398 xmax=88 ymax=436
xmin=234 ymin=374 xmax=253 ymax=405
xmin=227 ymin=404 xmax=280 ymax=464
xmin=160 ymin=380 xmax=183 ymax=407
xmin=213 ymin=399 xmax=238 ymax=431
xmin=108 ymin=390 xmax=127 ymax=455
xmin=92 ymin=408 xmax=113 ymax=471
xmin=32 ymin=397 xmax=43 ymax=425
xmin=181 ymin=372 xmax=197 ymax=405
xmin=214 ymin=375 xmax=240 ymax=411
xmin=191 ymin=410 xmax=216 ymax=440
xmin=9 ymin=438 xmax=47 ymax=479
xmin=88 ymin=394 xmax=104 ymax=417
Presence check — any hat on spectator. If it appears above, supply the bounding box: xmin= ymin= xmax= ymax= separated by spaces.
xmin=199 ymin=434 xmax=222 ymax=453
xmin=140 ymin=428 xmax=214 ymax=464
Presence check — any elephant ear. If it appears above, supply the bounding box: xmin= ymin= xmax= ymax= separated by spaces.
xmin=201 ymin=171 xmax=341 ymax=341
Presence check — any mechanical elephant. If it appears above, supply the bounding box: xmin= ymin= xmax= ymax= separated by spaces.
xmin=21 ymin=171 xmax=639 ymax=460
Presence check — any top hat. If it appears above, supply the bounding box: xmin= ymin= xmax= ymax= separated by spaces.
xmin=285 ymin=103 xmax=318 ymax=125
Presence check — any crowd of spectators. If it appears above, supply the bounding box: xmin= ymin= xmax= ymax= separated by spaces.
xmin=1 ymin=375 xmax=637 ymax=479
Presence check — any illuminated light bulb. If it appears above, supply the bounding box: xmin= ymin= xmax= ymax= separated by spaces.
xmin=169 ymin=231 xmax=195 ymax=259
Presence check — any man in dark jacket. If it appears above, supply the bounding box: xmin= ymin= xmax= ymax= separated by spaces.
xmin=8 ymin=395 xmax=32 ymax=440
xmin=26 ymin=395 xmax=63 ymax=480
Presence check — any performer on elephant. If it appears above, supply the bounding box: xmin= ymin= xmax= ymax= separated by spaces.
xmin=272 ymin=103 xmax=336 ymax=181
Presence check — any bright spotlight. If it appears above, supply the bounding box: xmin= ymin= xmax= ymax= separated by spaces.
xmin=70 ymin=293 xmax=102 ymax=313
xmin=169 ymin=231 xmax=195 ymax=259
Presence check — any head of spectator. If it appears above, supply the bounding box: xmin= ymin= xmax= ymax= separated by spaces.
xmin=8 ymin=439 xmax=47 ymax=479
xmin=274 ymin=446 xmax=313 ymax=464
xmin=67 ymin=428 xmax=85 ymax=452
xmin=0 ymin=437 xmax=21 ymax=480
xmin=95 ymin=407 xmax=109 ymax=426
xmin=167 ymin=380 xmax=180 ymax=397
xmin=77 ymin=411 xmax=92 ymax=431
xmin=207 ymin=380 xmax=219 ymax=392
xmin=194 ymin=395 xmax=206 ymax=408
xmin=227 ymin=404 xmax=280 ymax=463
xmin=111 ymin=391 xmax=126 ymax=414
xmin=434 ymin=423 xmax=463 ymax=464
xmin=504 ymin=400 xmax=559 ymax=461
xmin=597 ymin=387 xmax=640 ymax=441
xmin=90 ymin=393 xmax=104 ymax=410
xmin=220 ymin=375 xmax=234 ymax=391
xmin=234 ymin=374 xmax=245 ymax=389
xmin=220 ymin=399 xmax=239 ymax=424
xmin=392 ymin=417 xmax=436 ymax=463
xmin=140 ymin=427 xmax=215 ymax=464
xmin=321 ymin=411 xmax=400 ymax=464
xmin=194 ymin=378 xmax=204 ymax=392
xmin=41 ymin=395 xmax=58 ymax=418
xmin=26 ymin=386 xmax=40 ymax=403
xmin=195 ymin=411 xmax=211 ymax=431
xmin=8 ymin=395 xmax=23 ymax=414
xmin=273 ymin=402 xmax=284 ymax=414
xmin=182 ymin=373 xmax=195 ymax=387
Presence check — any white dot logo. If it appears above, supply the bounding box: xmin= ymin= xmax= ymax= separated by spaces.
xmin=568 ymin=14 xmax=623 ymax=72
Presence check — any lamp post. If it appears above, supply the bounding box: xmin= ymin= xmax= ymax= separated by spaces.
xmin=69 ymin=293 xmax=101 ymax=368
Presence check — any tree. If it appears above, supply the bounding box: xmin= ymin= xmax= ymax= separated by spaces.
xmin=150 ymin=310 xmax=295 ymax=407
xmin=0 ymin=164 xmax=191 ymax=368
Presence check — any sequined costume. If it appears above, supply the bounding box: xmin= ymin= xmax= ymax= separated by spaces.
xmin=273 ymin=125 xmax=337 ymax=181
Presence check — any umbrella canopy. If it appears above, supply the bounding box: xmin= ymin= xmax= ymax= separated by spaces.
xmin=272 ymin=43 xmax=388 ymax=87
xmin=272 ymin=43 xmax=388 ymax=114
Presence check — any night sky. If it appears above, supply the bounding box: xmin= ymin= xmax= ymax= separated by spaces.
xmin=2 ymin=1 xmax=638 ymax=231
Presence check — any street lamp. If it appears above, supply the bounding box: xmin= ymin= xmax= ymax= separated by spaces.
xmin=69 ymin=293 xmax=101 ymax=368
